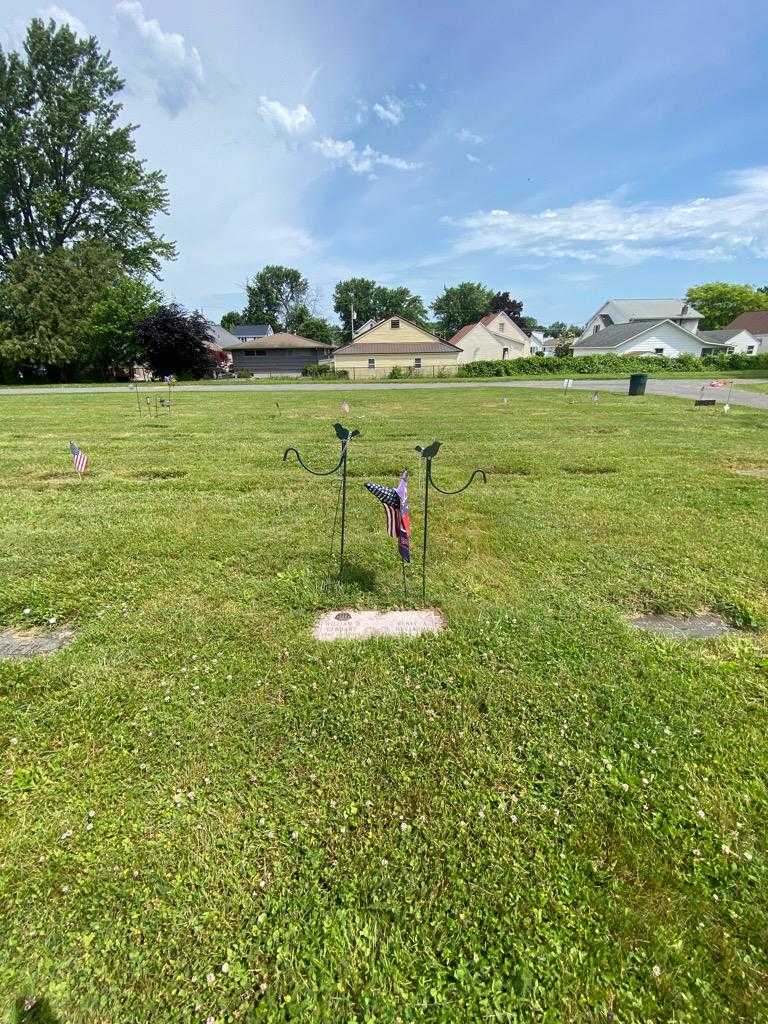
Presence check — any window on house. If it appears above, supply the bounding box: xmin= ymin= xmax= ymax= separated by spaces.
xmin=654 ymin=347 xmax=664 ymax=355
xmin=414 ymin=357 xmax=422 ymax=368
xmin=748 ymin=345 xmax=755 ymax=354
xmin=498 ymin=322 xmax=504 ymax=332
xmin=391 ymin=318 xmax=400 ymax=329
xmin=368 ymin=358 xmax=375 ymax=369
xmin=593 ymin=324 xmax=600 ymax=334
xmin=502 ymin=348 xmax=509 ymax=359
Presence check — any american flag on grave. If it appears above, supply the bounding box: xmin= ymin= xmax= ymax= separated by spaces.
xmin=69 ymin=441 xmax=89 ymax=476
xmin=365 ymin=469 xmax=411 ymax=563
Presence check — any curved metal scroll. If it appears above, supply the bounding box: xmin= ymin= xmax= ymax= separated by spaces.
xmin=428 ymin=465 xmax=487 ymax=495
xmin=415 ymin=440 xmax=488 ymax=604
xmin=283 ymin=423 xmax=360 ymax=574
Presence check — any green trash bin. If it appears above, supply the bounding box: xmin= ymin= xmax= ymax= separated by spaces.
xmin=628 ymin=373 xmax=648 ymax=396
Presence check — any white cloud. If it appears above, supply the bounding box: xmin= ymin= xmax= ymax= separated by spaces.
xmin=354 ymin=100 xmax=368 ymax=125
xmin=313 ymin=137 xmax=421 ymax=175
xmin=302 ymin=65 xmax=323 ymax=97
xmin=41 ymin=6 xmax=89 ymax=37
xmin=373 ymin=94 xmax=405 ymax=126
xmin=466 ymin=153 xmax=481 ymax=164
xmin=456 ymin=129 xmax=484 ymax=145
xmin=115 ymin=0 xmax=204 ymax=116
xmin=446 ymin=168 xmax=768 ymax=265
xmin=256 ymin=96 xmax=315 ymax=137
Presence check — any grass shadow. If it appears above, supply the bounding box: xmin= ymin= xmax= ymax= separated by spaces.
xmin=339 ymin=561 xmax=378 ymax=593
xmin=11 ymin=997 xmax=63 ymax=1024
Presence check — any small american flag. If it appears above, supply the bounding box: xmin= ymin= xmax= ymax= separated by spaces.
xmin=69 ymin=441 xmax=89 ymax=476
xmin=365 ymin=470 xmax=411 ymax=563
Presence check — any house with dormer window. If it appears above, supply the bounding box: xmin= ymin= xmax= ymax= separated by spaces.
xmin=582 ymin=299 xmax=703 ymax=339
xmin=333 ymin=316 xmax=462 ymax=376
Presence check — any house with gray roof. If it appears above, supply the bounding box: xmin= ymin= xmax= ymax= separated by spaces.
xmin=697 ymin=329 xmax=761 ymax=354
xmin=221 ymin=331 xmax=333 ymax=376
xmin=573 ymin=319 xmax=732 ymax=358
xmin=229 ymin=324 xmax=274 ymax=340
xmin=576 ymin=298 xmax=760 ymax=358
xmin=582 ymin=299 xmax=703 ymax=340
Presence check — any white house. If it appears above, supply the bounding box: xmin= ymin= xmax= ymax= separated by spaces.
xmin=353 ymin=317 xmax=378 ymax=338
xmin=572 ymin=319 xmax=733 ymax=358
xmin=725 ymin=310 xmax=768 ymax=351
xmin=448 ymin=312 xmax=533 ymax=362
xmin=576 ymin=298 xmax=761 ymax=358
xmin=697 ymin=329 xmax=761 ymax=355
xmin=582 ymin=299 xmax=703 ymax=340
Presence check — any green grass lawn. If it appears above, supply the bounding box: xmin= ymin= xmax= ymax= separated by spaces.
xmin=734 ymin=381 xmax=768 ymax=394
xmin=1 ymin=387 xmax=767 ymax=1023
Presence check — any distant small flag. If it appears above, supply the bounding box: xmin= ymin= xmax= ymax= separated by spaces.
xmin=341 ymin=400 xmax=350 ymax=414
xmin=365 ymin=469 xmax=411 ymax=563
xmin=69 ymin=441 xmax=89 ymax=476
xmin=710 ymin=379 xmax=731 ymax=388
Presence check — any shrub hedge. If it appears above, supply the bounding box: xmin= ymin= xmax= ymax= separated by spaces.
xmin=456 ymin=352 xmax=768 ymax=378
xmin=302 ymin=364 xmax=349 ymax=379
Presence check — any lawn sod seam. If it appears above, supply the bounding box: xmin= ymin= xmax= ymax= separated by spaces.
xmin=0 ymin=388 xmax=767 ymax=1023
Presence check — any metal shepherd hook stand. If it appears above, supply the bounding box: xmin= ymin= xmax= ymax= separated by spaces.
xmin=415 ymin=441 xmax=487 ymax=604
xmin=283 ymin=423 xmax=360 ymax=575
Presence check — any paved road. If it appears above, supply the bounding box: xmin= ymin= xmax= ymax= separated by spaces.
xmin=1 ymin=378 xmax=767 ymax=408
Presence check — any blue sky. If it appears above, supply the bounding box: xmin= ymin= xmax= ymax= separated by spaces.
xmin=4 ymin=0 xmax=768 ymax=328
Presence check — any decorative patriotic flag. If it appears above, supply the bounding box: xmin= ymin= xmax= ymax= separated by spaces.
xmin=710 ymin=379 xmax=732 ymax=388
xmin=365 ymin=469 xmax=411 ymax=563
xmin=69 ymin=441 xmax=89 ymax=476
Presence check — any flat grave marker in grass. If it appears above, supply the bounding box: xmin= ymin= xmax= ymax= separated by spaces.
xmin=314 ymin=607 xmax=444 ymax=641
xmin=628 ymin=612 xmax=740 ymax=638
xmin=730 ymin=466 xmax=768 ymax=478
xmin=0 ymin=627 xmax=74 ymax=660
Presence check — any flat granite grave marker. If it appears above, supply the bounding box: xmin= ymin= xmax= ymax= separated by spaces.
xmin=0 ymin=628 xmax=74 ymax=660
xmin=314 ymin=608 xmax=444 ymax=641
xmin=628 ymin=613 xmax=739 ymax=639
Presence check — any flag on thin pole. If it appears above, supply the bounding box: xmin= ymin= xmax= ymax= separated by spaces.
xmin=365 ymin=469 xmax=411 ymax=563
xmin=69 ymin=441 xmax=89 ymax=477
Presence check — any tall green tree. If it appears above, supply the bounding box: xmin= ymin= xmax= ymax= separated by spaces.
xmin=431 ymin=282 xmax=495 ymax=340
xmin=0 ymin=17 xmax=175 ymax=275
xmin=544 ymin=321 xmax=581 ymax=339
xmin=291 ymin=313 xmax=341 ymax=345
xmin=85 ymin=275 xmax=162 ymax=375
xmin=0 ymin=241 xmax=157 ymax=380
xmin=220 ymin=311 xmax=243 ymax=331
xmin=242 ymin=266 xmax=310 ymax=332
xmin=333 ymin=277 xmax=429 ymax=336
xmin=685 ymin=282 xmax=768 ymax=330
xmin=487 ymin=291 xmax=524 ymax=320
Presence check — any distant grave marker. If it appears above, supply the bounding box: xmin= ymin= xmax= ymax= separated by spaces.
xmin=628 ymin=613 xmax=739 ymax=639
xmin=0 ymin=628 xmax=74 ymax=660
